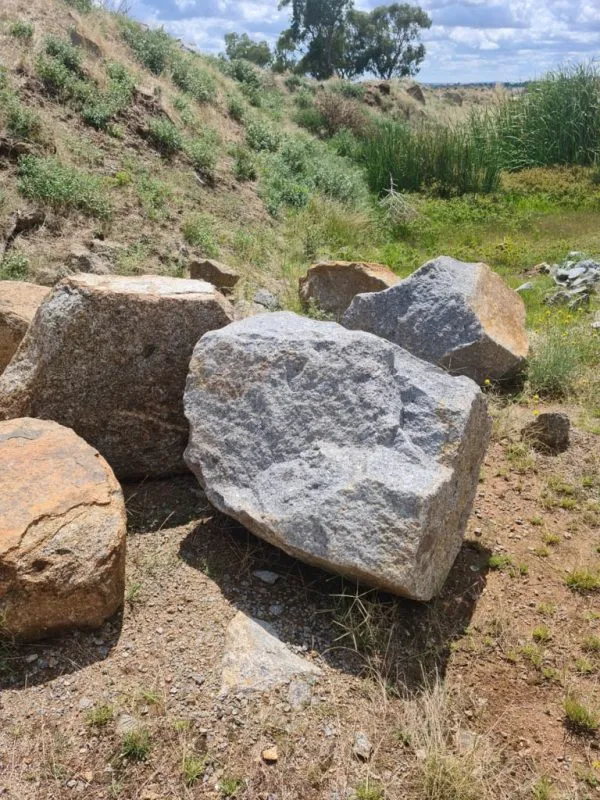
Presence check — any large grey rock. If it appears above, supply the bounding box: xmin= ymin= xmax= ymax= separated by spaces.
xmin=0 ymin=274 xmax=233 ymax=479
xmin=184 ymin=312 xmax=490 ymax=601
xmin=342 ymin=256 xmax=529 ymax=385
xmin=220 ymin=611 xmax=321 ymax=697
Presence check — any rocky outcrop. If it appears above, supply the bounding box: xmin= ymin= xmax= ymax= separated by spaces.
xmin=299 ymin=260 xmax=399 ymax=318
xmin=220 ymin=611 xmax=321 ymax=697
xmin=0 ymin=281 xmax=49 ymax=373
xmin=0 ymin=417 xmax=126 ymax=641
xmin=184 ymin=312 xmax=490 ymax=601
xmin=343 ymin=256 xmax=528 ymax=385
xmin=189 ymin=258 xmax=240 ymax=291
xmin=0 ymin=274 xmax=233 ymax=479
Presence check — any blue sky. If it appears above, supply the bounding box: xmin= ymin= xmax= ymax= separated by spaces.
xmin=131 ymin=0 xmax=600 ymax=84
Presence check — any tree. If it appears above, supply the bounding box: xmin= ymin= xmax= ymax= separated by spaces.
xmin=337 ymin=9 xmax=373 ymax=79
xmin=224 ymin=32 xmax=272 ymax=68
xmin=365 ymin=4 xmax=431 ymax=80
xmin=278 ymin=0 xmax=353 ymax=80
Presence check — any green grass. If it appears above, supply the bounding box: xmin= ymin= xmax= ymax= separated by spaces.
xmin=182 ymin=754 xmax=207 ymax=786
xmin=120 ymin=727 xmax=151 ymax=761
xmin=170 ymin=52 xmax=216 ymax=104
xmin=564 ymin=695 xmax=599 ymax=734
xmin=119 ymin=19 xmax=173 ymax=75
xmin=147 ymin=118 xmax=183 ymax=156
xmin=8 ymin=20 xmax=34 ymax=40
xmin=0 ymin=252 xmax=29 ymax=280
xmin=182 ymin=214 xmax=219 ymax=256
xmin=488 ymin=554 xmax=513 ymax=571
xmin=219 ymin=777 xmax=244 ymax=798
xmin=18 ymin=156 xmax=112 ymax=218
xmin=184 ymin=131 xmax=218 ymax=179
xmin=354 ymin=781 xmax=384 ymax=800
xmin=565 ymin=567 xmax=600 ymax=592
xmin=85 ymin=704 xmax=114 ymax=727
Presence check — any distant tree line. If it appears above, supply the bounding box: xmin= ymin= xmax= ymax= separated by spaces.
xmin=223 ymin=1 xmax=431 ymax=81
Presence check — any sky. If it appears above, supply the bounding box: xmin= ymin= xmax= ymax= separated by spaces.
xmin=130 ymin=0 xmax=600 ymax=84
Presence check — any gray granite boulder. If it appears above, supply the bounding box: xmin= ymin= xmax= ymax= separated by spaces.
xmin=342 ymin=256 xmax=529 ymax=385
xmin=0 ymin=274 xmax=233 ymax=479
xmin=184 ymin=312 xmax=490 ymax=601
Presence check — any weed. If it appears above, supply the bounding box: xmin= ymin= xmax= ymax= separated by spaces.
xmin=246 ymin=121 xmax=280 ymax=152
xmin=531 ymin=776 xmax=554 ymax=800
xmin=582 ymin=635 xmax=600 ymax=653
xmin=9 ymin=20 xmax=34 ymax=40
xmin=44 ymin=35 xmax=82 ymax=73
xmin=227 ymin=94 xmax=246 ymax=122
xmin=542 ymin=531 xmax=560 ymax=546
xmin=18 ymin=156 xmax=111 ymax=218
xmin=182 ymin=754 xmax=207 ymax=786
xmin=85 ymin=704 xmax=114 ymax=727
xmin=232 ymin=146 xmax=257 ymax=182
xmin=64 ymin=0 xmax=93 ymax=11
xmin=184 ymin=132 xmax=218 ymax=179
xmin=134 ymin=172 xmax=171 ymax=218
xmin=565 ymin=567 xmax=600 ymax=592
xmin=314 ymin=91 xmax=367 ymax=137
xmin=532 ymin=625 xmax=551 ymax=643
xmin=171 ymin=53 xmax=216 ymax=104
xmin=521 ymin=643 xmax=544 ymax=669
xmin=182 ymin=214 xmax=219 ymax=256
xmin=120 ymin=19 xmax=173 ymax=75
xmin=354 ymin=781 xmax=384 ymax=800
xmin=564 ymin=694 xmax=599 ymax=734
xmin=120 ymin=727 xmax=151 ymax=761
xmin=575 ymin=658 xmax=595 ymax=675
xmin=219 ymin=776 xmax=244 ymax=797
xmin=530 ymin=516 xmax=544 ymax=526
xmin=0 ymin=252 xmax=29 ymax=280
xmin=125 ymin=582 xmax=142 ymax=605
xmin=488 ymin=554 xmax=513 ymax=571
xmin=147 ymin=118 xmax=183 ymax=156
xmin=536 ymin=602 xmax=556 ymax=617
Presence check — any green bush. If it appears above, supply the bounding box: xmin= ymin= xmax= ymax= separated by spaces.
xmin=331 ymin=80 xmax=365 ymax=100
xmin=0 ymin=252 xmax=29 ymax=280
xmin=284 ymin=74 xmax=303 ymax=92
xmin=171 ymin=53 xmax=216 ymax=104
xmin=135 ymin=171 xmax=171 ymax=217
xmin=18 ymin=155 xmax=112 ymax=218
xmin=227 ymin=95 xmax=246 ymax=123
xmin=232 ymin=146 xmax=257 ymax=182
xmin=182 ymin=214 xmax=219 ymax=256
xmin=528 ymin=320 xmax=599 ymax=398
xmin=3 ymin=95 xmax=42 ymax=140
xmin=294 ymin=88 xmax=315 ymax=109
xmin=147 ymin=117 xmax=183 ymax=156
xmin=44 ymin=36 xmax=82 ymax=72
xmin=294 ymin=105 xmax=324 ymax=135
xmin=9 ymin=21 xmax=34 ymax=40
xmin=184 ymin=132 xmax=218 ymax=179
xmin=246 ymin=120 xmax=280 ymax=152
xmin=120 ymin=19 xmax=173 ymax=75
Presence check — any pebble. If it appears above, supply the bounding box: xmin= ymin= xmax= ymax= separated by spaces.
xmin=253 ymin=570 xmax=280 ymax=585
xmin=352 ymin=731 xmax=373 ymax=762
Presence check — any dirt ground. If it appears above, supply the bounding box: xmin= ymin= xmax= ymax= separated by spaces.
xmin=0 ymin=401 xmax=599 ymax=800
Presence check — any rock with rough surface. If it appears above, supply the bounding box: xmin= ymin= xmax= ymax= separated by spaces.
xmin=220 ymin=611 xmax=321 ymax=696
xmin=184 ymin=312 xmax=490 ymax=600
xmin=0 ymin=417 xmax=126 ymax=640
xmin=299 ymin=260 xmax=399 ymax=318
xmin=0 ymin=274 xmax=233 ymax=479
xmin=522 ymin=412 xmax=570 ymax=454
xmin=0 ymin=281 xmax=49 ymax=373
xmin=189 ymin=258 xmax=240 ymax=291
xmin=343 ymin=256 xmax=528 ymax=385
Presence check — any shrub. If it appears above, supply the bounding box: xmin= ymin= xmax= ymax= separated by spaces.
xmin=4 ymin=97 xmax=42 ymax=140
xmin=294 ymin=88 xmax=315 ymax=109
xmin=227 ymin=95 xmax=246 ymax=123
xmin=182 ymin=214 xmax=219 ymax=256
xmin=314 ymin=92 xmax=367 ymax=137
xmin=64 ymin=0 xmax=93 ymax=11
xmin=0 ymin=252 xmax=29 ymax=280
xmin=9 ymin=21 xmax=34 ymax=40
xmin=171 ymin=53 xmax=217 ymax=103
xmin=331 ymin=80 xmax=365 ymax=101
xmin=44 ymin=36 xmax=82 ymax=72
xmin=284 ymin=74 xmax=303 ymax=92
xmin=120 ymin=19 xmax=173 ymax=75
xmin=294 ymin=105 xmax=325 ymax=135
xmin=232 ymin=147 xmax=256 ymax=182
xmin=184 ymin=132 xmax=218 ymax=179
xmin=135 ymin=172 xmax=171 ymax=217
xmin=528 ymin=321 xmax=598 ymax=399
xmin=18 ymin=155 xmax=112 ymax=218
xmin=147 ymin=118 xmax=183 ymax=156
xmin=246 ymin=120 xmax=280 ymax=152
xmin=565 ymin=567 xmax=600 ymax=592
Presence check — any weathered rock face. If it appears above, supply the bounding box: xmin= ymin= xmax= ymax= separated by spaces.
xmin=220 ymin=611 xmax=321 ymax=697
xmin=0 ymin=417 xmax=126 ymax=640
xmin=0 ymin=274 xmax=233 ymax=479
xmin=184 ymin=312 xmax=490 ymax=601
xmin=0 ymin=281 xmax=49 ymax=374
xmin=299 ymin=260 xmax=399 ymax=319
xmin=189 ymin=258 xmax=240 ymax=291
xmin=343 ymin=256 xmax=528 ymax=385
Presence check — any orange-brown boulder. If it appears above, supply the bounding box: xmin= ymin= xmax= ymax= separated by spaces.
xmin=0 ymin=281 xmax=49 ymax=373
xmin=0 ymin=417 xmax=126 ymax=641
xmin=299 ymin=260 xmax=399 ymax=318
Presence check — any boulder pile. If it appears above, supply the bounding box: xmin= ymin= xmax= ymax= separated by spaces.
xmin=343 ymin=255 xmax=528 ymax=385
xmin=542 ymin=252 xmax=600 ymax=310
xmin=0 ymin=417 xmax=126 ymax=640
xmin=0 ymin=274 xmax=233 ymax=479
xmin=184 ymin=312 xmax=490 ymax=601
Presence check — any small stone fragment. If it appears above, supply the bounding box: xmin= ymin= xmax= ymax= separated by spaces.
xmin=522 ymin=412 xmax=570 ymax=454
xmin=189 ymin=258 xmax=240 ymax=291
xmin=253 ymin=570 xmax=280 ymax=585
xmin=253 ymin=289 xmax=280 ymax=310
xmin=352 ymin=732 xmax=373 ymax=762
xmin=261 ymin=746 xmax=278 ymax=764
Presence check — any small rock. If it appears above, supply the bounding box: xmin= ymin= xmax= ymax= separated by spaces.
xmin=253 ymin=289 xmax=280 ymax=311
xmin=253 ymin=570 xmax=280 ymax=585
xmin=78 ymin=698 xmax=92 ymax=711
xmin=407 ymin=83 xmax=425 ymax=104
xmin=268 ymin=604 xmax=284 ymax=617
xmin=190 ymin=672 xmax=205 ymax=686
xmin=67 ymin=243 xmax=110 ymax=275
xmin=288 ymin=678 xmax=313 ymax=710
xmin=189 ymin=259 xmax=240 ymax=292
xmin=25 ymin=653 xmax=38 ymax=663
xmin=516 ymin=282 xmax=534 ymax=293
xmin=115 ymin=714 xmax=136 ymax=736
xmin=352 ymin=731 xmax=373 ymax=762
xmin=522 ymin=412 xmax=570 ymax=454
xmin=261 ymin=746 xmax=278 ymax=763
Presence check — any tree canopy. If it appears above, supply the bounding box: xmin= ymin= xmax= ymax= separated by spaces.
xmin=224 ymin=32 xmax=272 ymax=68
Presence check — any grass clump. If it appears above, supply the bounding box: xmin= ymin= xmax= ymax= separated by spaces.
xmin=488 ymin=554 xmax=513 ymax=571
xmin=219 ymin=776 xmax=244 ymax=797
xmin=565 ymin=567 xmax=600 ymax=592
xmin=354 ymin=781 xmax=384 ymax=800
xmin=120 ymin=727 xmax=151 ymax=761
xmin=147 ymin=118 xmax=183 ymax=156
xmin=182 ymin=214 xmax=219 ymax=256
xmin=531 ymin=776 xmax=554 ymax=800
xmin=532 ymin=625 xmax=551 ymax=643
xmin=9 ymin=20 xmax=34 ymax=40
xmin=528 ymin=320 xmax=599 ymax=399
xmin=2 ymin=94 xmax=42 ymax=141
xmin=182 ymin=754 xmax=207 ymax=786
xmin=18 ymin=155 xmax=111 ymax=218
xmin=564 ymin=694 xmax=599 ymax=735
xmin=85 ymin=704 xmax=114 ymax=727
xmin=582 ymin=635 xmax=600 ymax=653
